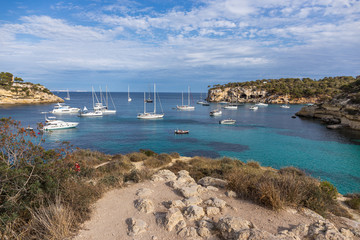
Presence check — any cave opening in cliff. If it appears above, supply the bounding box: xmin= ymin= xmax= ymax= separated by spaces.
xmin=240 ymin=94 xmax=247 ymax=99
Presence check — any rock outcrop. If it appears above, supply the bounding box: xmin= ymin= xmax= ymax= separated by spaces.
xmin=0 ymin=82 xmax=63 ymax=105
xmin=207 ymin=86 xmax=319 ymax=104
xmin=296 ymin=102 xmax=360 ymax=130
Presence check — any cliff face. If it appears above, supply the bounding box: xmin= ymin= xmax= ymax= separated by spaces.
xmin=207 ymin=87 xmax=319 ymax=104
xmin=0 ymin=83 xmax=63 ymax=105
xmin=296 ymin=98 xmax=360 ymax=130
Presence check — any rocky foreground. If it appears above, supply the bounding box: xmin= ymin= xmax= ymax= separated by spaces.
xmin=0 ymin=82 xmax=63 ymax=104
xmin=75 ymin=169 xmax=360 ymax=240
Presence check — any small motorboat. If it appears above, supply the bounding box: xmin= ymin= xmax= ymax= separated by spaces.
xmin=255 ymin=103 xmax=268 ymax=107
xmin=26 ymin=126 xmax=33 ymax=131
xmin=41 ymin=117 xmax=78 ymax=131
xmin=219 ymin=119 xmax=236 ymax=125
xmin=202 ymin=102 xmax=210 ymax=106
xmin=174 ymin=129 xmax=189 ymax=134
xmin=210 ymin=109 xmax=222 ymax=116
xmin=224 ymin=105 xmax=238 ymax=110
xmin=280 ymin=105 xmax=290 ymax=109
xmin=249 ymin=105 xmax=258 ymax=110
xmin=291 ymin=116 xmax=297 ymax=119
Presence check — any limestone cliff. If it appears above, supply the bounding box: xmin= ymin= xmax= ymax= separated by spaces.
xmin=296 ymin=80 xmax=360 ymax=130
xmin=207 ymin=86 xmax=319 ymax=104
xmin=0 ymin=82 xmax=63 ymax=105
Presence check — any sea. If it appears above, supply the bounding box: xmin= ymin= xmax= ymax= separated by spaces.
xmin=1 ymin=92 xmax=359 ymax=194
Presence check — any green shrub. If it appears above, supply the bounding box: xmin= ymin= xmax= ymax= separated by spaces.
xmin=139 ymin=149 xmax=158 ymax=157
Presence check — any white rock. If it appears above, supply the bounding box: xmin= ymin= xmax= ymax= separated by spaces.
xmin=151 ymin=169 xmax=177 ymax=182
xmin=207 ymin=186 xmax=219 ymax=191
xmin=164 ymin=207 xmax=185 ymax=231
xmin=134 ymin=198 xmax=154 ymax=213
xmin=198 ymin=176 xmax=227 ymax=188
xmin=126 ymin=218 xmax=148 ymax=236
xmin=204 ymin=197 xmax=227 ymax=210
xmin=169 ymin=200 xmax=186 ymax=209
xmin=206 ymin=206 xmax=220 ymax=216
xmin=178 ymin=227 xmax=199 ymax=239
xmin=225 ymin=190 xmax=237 ymax=198
xmin=179 ymin=184 xmax=202 ymax=198
xmin=183 ymin=196 xmax=203 ymax=206
xmin=184 ymin=205 xmax=205 ymax=220
xmin=217 ymin=216 xmax=254 ymax=240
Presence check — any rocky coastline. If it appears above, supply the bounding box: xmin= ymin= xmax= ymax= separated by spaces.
xmin=0 ymin=82 xmax=63 ymax=105
xmin=207 ymin=86 xmax=319 ymax=104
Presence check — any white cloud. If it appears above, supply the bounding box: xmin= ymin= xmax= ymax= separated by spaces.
xmin=0 ymin=0 xmax=359 ymax=90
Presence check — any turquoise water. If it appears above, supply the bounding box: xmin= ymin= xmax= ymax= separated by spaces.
xmin=1 ymin=92 xmax=359 ymax=194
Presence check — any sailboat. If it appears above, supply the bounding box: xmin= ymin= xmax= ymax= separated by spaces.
xmin=128 ymin=85 xmax=132 ymax=102
xmin=197 ymin=92 xmax=206 ymax=104
xmin=137 ymin=84 xmax=164 ymax=119
xmin=79 ymin=87 xmax=104 ymax=117
xmin=93 ymin=86 xmax=116 ymax=114
xmin=177 ymin=86 xmax=195 ymax=111
xmin=64 ymin=89 xmax=70 ymax=100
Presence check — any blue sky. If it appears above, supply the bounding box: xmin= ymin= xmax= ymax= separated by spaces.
xmin=0 ymin=0 xmax=359 ymax=92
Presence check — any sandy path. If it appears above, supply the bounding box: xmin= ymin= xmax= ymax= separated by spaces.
xmin=74 ymin=179 xmax=314 ymax=240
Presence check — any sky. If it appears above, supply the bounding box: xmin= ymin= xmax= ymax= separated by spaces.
xmin=0 ymin=0 xmax=359 ymax=92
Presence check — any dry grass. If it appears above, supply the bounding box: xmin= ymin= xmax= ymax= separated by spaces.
xmin=30 ymin=198 xmax=75 ymax=240
xmin=344 ymin=193 xmax=360 ymax=212
xmin=127 ymin=152 xmax=148 ymax=162
xmin=143 ymin=154 xmax=172 ymax=169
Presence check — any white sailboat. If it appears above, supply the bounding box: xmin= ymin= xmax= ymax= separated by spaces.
xmin=177 ymin=86 xmax=195 ymax=111
xmin=128 ymin=85 xmax=132 ymax=102
xmin=79 ymin=87 xmax=104 ymax=117
xmin=137 ymin=84 xmax=164 ymax=119
xmin=93 ymin=86 xmax=116 ymax=114
xmin=64 ymin=89 xmax=70 ymax=100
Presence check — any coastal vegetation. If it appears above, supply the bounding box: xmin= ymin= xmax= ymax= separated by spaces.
xmin=0 ymin=118 xmax=356 ymax=239
xmin=210 ymin=76 xmax=359 ymax=100
xmin=0 ymin=72 xmax=62 ymax=104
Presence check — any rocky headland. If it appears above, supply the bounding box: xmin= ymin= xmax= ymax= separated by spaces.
xmin=207 ymin=86 xmax=319 ymax=104
xmin=296 ymin=78 xmax=360 ymax=130
xmin=206 ymin=76 xmax=358 ymax=104
xmin=0 ymin=72 xmax=63 ymax=104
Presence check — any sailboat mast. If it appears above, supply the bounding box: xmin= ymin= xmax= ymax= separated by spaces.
xmin=144 ymin=92 xmax=146 ymax=113
xmin=92 ymin=87 xmax=95 ymax=109
xmin=106 ymin=86 xmax=108 ymax=108
xmin=154 ymin=84 xmax=156 ymax=113
xmin=188 ymin=86 xmax=190 ymax=106
xmin=182 ymin=92 xmax=184 ymax=106
xmin=128 ymin=85 xmax=130 ymax=98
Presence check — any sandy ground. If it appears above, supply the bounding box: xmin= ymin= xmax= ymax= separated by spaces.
xmin=74 ymin=179 xmax=314 ymax=240
xmin=74 ymin=157 xmax=360 ymax=240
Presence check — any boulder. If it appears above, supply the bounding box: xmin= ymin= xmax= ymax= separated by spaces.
xmin=206 ymin=206 xmax=220 ymax=216
xmin=126 ymin=218 xmax=148 ymax=236
xmin=151 ymin=169 xmax=177 ymax=182
xmin=164 ymin=207 xmax=185 ymax=231
xmin=179 ymin=184 xmax=203 ymax=198
xmin=198 ymin=176 xmax=227 ymax=188
xmin=183 ymin=196 xmax=203 ymax=206
xmin=134 ymin=198 xmax=154 ymax=213
xmin=184 ymin=205 xmax=205 ymax=220
xmin=204 ymin=197 xmax=227 ymax=210
xmin=225 ymin=190 xmax=237 ymax=198
xmin=178 ymin=227 xmax=199 ymax=239
xmin=307 ymin=220 xmax=349 ymax=240
xmin=236 ymin=228 xmax=275 ymax=239
xmin=167 ymin=200 xmax=186 ymax=209
xmin=217 ymin=216 xmax=255 ymax=240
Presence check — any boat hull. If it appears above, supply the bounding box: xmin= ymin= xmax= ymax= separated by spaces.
xmin=177 ymin=105 xmax=195 ymax=111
